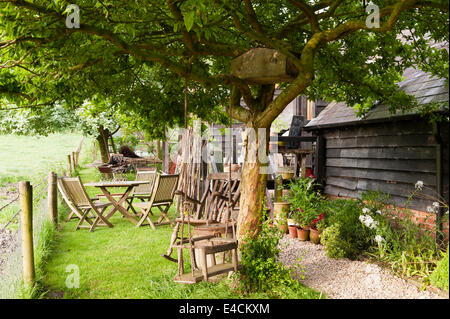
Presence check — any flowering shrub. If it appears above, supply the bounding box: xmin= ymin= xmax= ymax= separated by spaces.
xmin=311 ymin=213 xmax=325 ymax=230
xmin=359 ymin=190 xmax=445 ymax=282
xmin=320 ymin=198 xmax=374 ymax=259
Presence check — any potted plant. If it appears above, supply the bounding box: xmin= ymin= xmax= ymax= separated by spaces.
xmin=278 ymin=167 xmax=295 ymax=180
xmin=310 ymin=213 xmax=325 ymax=244
xmin=287 ymin=211 xmax=298 ymax=238
xmin=285 ymin=178 xmax=322 ymax=242
xmin=293 ymin=207 xmax=317 ymax=241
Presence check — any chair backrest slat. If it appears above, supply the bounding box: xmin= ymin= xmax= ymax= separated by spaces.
xmin=132 ymin=170 xmax=157 ymax=195
xmin=153 ymin=174 xmax=179 ymax=203
xmin=57 ymin=178 xmax=81 ymax=213
xmin=61 ymin=177 xmax=91 ymax=206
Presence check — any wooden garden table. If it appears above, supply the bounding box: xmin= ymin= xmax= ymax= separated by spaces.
xmin=84 ymin=180 xmax=149 ymax=224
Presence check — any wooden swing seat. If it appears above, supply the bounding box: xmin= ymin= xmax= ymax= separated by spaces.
xmin=173 ymin=238 xmax=239 ymax=284
xmin=173 ymin=263 xmax=240 ymax=284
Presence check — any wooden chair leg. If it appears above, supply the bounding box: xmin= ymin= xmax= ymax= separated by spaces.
xmin=146 ymin=216 xmax=157 ymax=230
xmin=177 ymin=247 xmax=184 ymax=276
xmin=163 ymin=222 xmax=180 ymax=259
xmin=75 ymin=209 xmax=90 ymax=230
xmin=89 ymin=216 xmax=100 ymax=232
xmin=200 ymin=248 xmax=208 ymax=281
xmin=209 ymin=254 xmax=216 ymax=266
xmin=89 ymin=207 xmax=114 ymax=231
xmin=66 ymin=211 xmax=75 ymax=222
xmin=126 ymin=197 xmax=139 ymax=216
xmin=136 ymin=207 xmax=156 ymax=229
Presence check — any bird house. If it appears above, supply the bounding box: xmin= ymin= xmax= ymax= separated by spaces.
xmin=230 ymin=48 xmax=299 ymax=84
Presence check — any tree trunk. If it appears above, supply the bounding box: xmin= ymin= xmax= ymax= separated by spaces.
xmin=97 ymin=125 xmax=110 ymax=164
xmin=236 ymin=125 xmax=270 ymax=241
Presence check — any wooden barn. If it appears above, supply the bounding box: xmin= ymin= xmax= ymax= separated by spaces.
xmin=304 ymin=67 xmax=449 ymax=231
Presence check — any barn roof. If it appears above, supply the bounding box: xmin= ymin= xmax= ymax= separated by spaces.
xmin=305 ymin=67 xmax=449 ymax=130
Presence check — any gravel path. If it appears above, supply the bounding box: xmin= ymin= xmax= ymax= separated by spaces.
xmin=279 ymin=235 xmax=445 ymax=299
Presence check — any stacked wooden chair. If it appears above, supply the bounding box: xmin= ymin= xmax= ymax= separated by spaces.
xmin=132 ymin=173 xmax=179 ymax=229
xmin=57 ymin=176 xmax=114 ymax=232
xmin=163 ymin=171 xmax=241 ymax=284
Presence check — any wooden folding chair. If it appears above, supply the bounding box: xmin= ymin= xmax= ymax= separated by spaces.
xmin=133 ymin=174 xmax=179 ymax=229
xmin=58 ymin=178 xmax=100 ymax=222
xmin=59 ymin=177 xmax=114 ymax=232
xmin=125 ymin=170 xmax=158 ymax=215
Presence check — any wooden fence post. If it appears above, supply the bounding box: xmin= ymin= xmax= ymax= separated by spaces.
xmin=48 ymin=172 xmax=58 ymax=226
xmin=19 ymin=181 xmax=35 ymax=287
xmin=67 ymin=154 xmax=72 ymax=176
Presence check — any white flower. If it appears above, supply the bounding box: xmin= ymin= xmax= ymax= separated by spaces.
xmin=432 ymin=202 xmax=440 ymax=208
xmin=376 ymin=210 xmax=382 ymax=215
xmin=362 ymin=208 xmax=370 ymax=214
xmin=360 ymin=214 xmax=378 ymax=229
xmin=426 ymin=206 xmax=434 ymax=213
xmin=415 ymin=181 xmax=424 ymax=190
xmin=374 ymin=235 xmax=385 ymax=244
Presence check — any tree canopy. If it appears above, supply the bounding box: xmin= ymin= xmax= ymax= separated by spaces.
xmin=1 ymin=0 xmax=448 ymax=126
xmin=1 ymin=0 xmax=448 ymax=239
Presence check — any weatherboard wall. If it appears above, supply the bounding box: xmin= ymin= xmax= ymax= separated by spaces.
xmin=317 ymin=119 xmax=449 ymax=212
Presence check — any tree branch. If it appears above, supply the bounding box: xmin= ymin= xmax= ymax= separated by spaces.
xmin=227 ymin=86 xmax=252 ymax=123
xmin=287 ymin=0 xmax=321 ymax=32
xmin=243 ymin=0 xmax=264 ymax=34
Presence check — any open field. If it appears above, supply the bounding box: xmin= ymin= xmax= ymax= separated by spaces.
xmin=0 ymin=133 xmax=84 ymax=184
xmin=0 ymin=133 xmax=86 ymax=226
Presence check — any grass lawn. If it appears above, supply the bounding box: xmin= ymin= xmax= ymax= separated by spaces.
xmin=41 ymin=166 xmax=321 ymax=299
xmin=0 ymin=133 xmax=84 ymax=183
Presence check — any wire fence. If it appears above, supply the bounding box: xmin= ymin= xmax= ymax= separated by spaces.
xmin=0 ymin=179 xmax=49 ymax=299
xmin=0 ymin=137 xmax=87 ymax=298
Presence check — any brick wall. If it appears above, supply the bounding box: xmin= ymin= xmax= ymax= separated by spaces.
xmin=326 ymin=194 xmax=449 ymax=241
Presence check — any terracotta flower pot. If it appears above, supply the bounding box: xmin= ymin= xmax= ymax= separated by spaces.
xmin=310 ymin=228 xmax=320 ymax=244
xmin=288 ymin=225 xmax=297 ymax=238
xmin=297 ymin=227 xmax=309 ymax=241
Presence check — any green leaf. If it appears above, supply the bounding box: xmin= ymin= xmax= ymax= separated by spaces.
xmin=184 ymin=11 xmax=195 ymax=32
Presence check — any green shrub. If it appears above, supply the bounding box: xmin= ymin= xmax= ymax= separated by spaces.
xmin=429 ymin=246 xmax=449 ymax=292
xmin=237 ymin=210 xmax=313 ymax=298
xmin=320 ymin=199 xmax=374 ymax=259
xmin=320 ymin=224 xmax=347 ymax=259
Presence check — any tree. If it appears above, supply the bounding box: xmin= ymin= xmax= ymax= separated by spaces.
xmin=1 ymin=0 xmax=448 ymax=241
